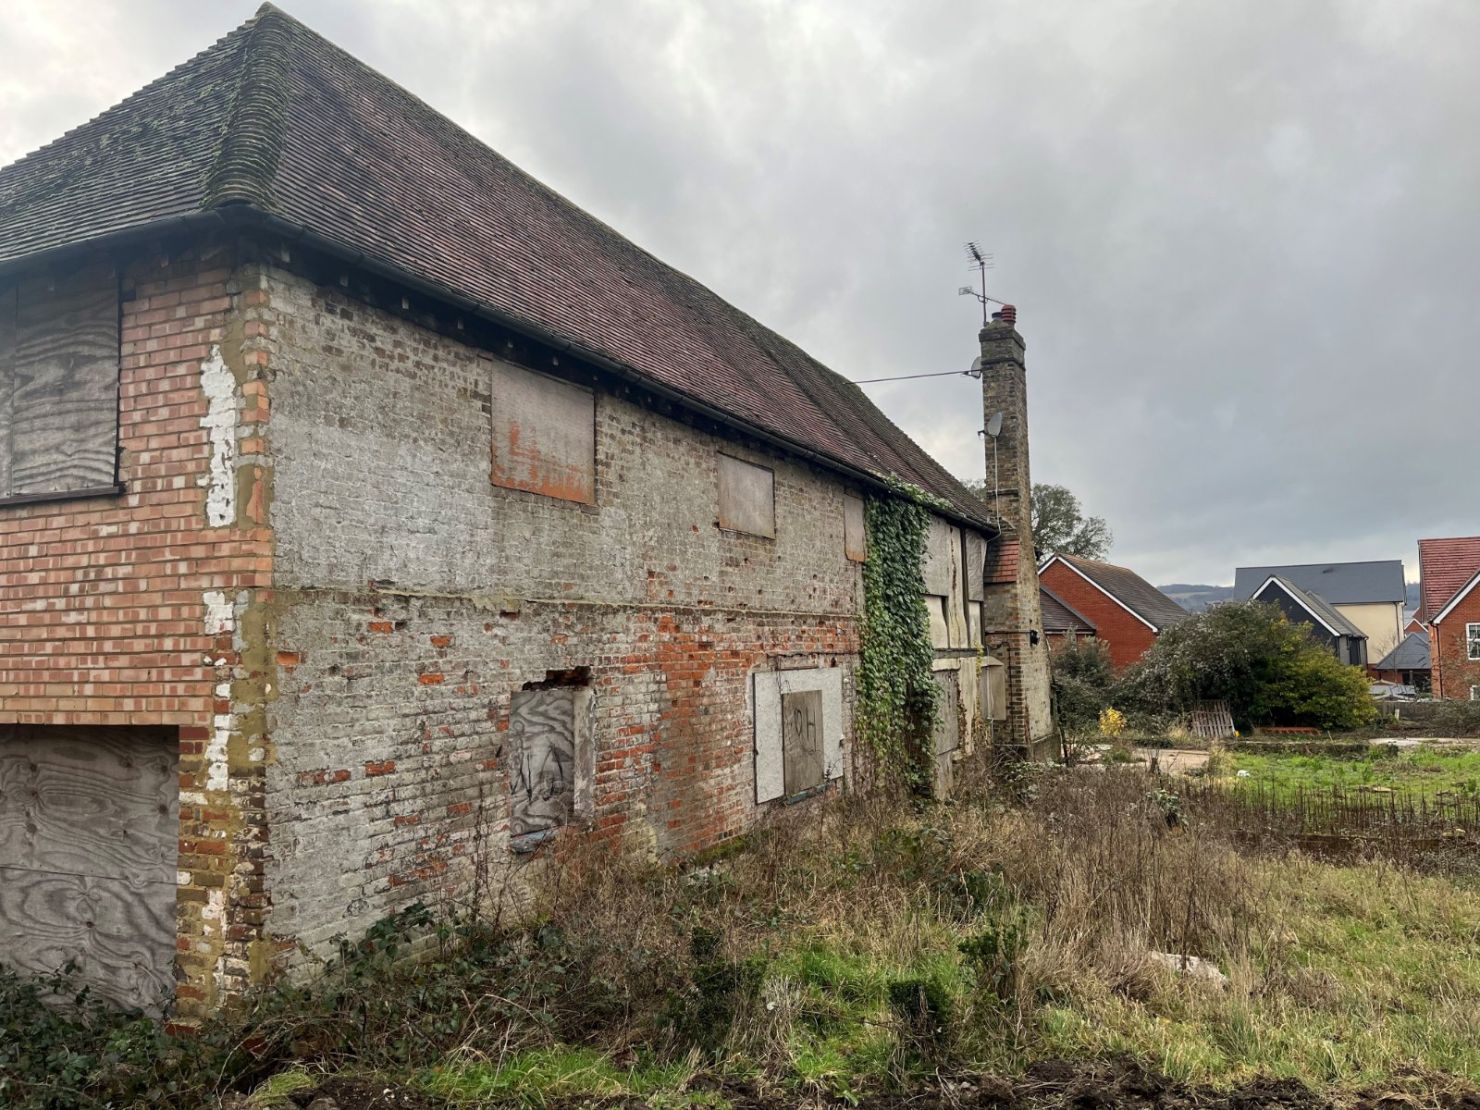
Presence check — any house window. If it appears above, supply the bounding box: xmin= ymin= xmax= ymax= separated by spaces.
xmin=0 ymin=262 xmax=120 ymax=503
xmin=718 ymin=454 xmax=775 ymax=537
xmin=1467 ymin=623 xmax=1480 ymax=662
xmin=754 ymin=667 xmax=843 ymax=802
xmin=489 ymin=358 xmax=596 ymax=504
xmin=1472 ymin=686 xmax=1480 ymax=703
xmin=507 ymin=679 xmax=593 ymax=849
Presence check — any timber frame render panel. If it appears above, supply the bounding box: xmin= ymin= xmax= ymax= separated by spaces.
xmin=0 ymin=725 xmax=179 ymax=1014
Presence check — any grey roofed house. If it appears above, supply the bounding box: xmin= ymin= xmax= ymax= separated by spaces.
xmin=1251 ymin=576 xmax=1366 ymax=638
xmin=1233 ymin=560 xmax=1406 ymax=604
xmin=1249 ymin=575 xmax=1368 ymax=666
xmin=1373 ymin=631 xmax=1431 ymax=673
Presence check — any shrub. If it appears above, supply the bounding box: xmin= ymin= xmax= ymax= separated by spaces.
xmin=1050 ymin=637 xmax=1115 ymax=735
xmin=1115 ymin=601 xmax=1374 ymax=732
xmin=1098 ymin=706 xmax=1127 ymax=738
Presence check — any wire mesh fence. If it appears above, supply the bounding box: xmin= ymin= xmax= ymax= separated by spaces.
xmin=1177 ymin=778 xmax=1479 ymax=874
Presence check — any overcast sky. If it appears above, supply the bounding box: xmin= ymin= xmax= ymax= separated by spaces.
xmin=4 ymin=1 xmax=1476 ymax=585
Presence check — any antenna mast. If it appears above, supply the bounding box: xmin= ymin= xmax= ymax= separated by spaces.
xmin=961 ymin=242 xmax=993 ymax=327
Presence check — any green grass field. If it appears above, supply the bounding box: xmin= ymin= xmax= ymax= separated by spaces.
xmin=1230 ymin=744 xmax=1480 ymax=799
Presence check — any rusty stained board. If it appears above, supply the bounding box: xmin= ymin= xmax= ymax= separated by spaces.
xmin=488 ymin=357 xmax=596 ymax=505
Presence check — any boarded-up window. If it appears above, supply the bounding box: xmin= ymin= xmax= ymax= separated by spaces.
xmin=718 ymin=454 xmax=775 ymax=537
xmin=0 ymin=725 xmax=177 ymax=1014
xmin=843 ymin=494 xmax=866 ymax=562
xmin=0 ymin=263 xmax=120 ymax=502
xmin=754 ymin=667 xmax=843 ymax=803
xmin=782 ymin=690 xmax=824 ymax=795
xmin=981 ymin=657 xmax=1008 ymax=722
xmin=508 ymin=684 xmax=593 ymax=847
xmin=489 ymin=359 xmax=595 ymax=504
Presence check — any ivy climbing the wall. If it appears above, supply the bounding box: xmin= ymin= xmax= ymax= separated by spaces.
xmin=858 ymin=486 xmax=939 ymax=788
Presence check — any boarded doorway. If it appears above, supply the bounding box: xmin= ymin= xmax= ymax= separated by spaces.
xmin=931 ymin=670 xmax=961 ymax=797
xmin=0 ymin=725 xmax=178 ymax=1012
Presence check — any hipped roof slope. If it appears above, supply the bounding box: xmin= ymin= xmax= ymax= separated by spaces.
xmin=0 ymin=4 xmax=993 ymax=529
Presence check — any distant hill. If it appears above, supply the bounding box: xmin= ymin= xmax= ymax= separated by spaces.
xmin=1157 ymin=583 xmax=1235 ymax=613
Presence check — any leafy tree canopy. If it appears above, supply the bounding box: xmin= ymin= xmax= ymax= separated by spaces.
xmin=961 ymin=480 xmax=1112 ymax=560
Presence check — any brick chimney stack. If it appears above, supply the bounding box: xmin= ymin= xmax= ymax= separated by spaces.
xmin=979 ymin=306 xmax=1055 ymax=756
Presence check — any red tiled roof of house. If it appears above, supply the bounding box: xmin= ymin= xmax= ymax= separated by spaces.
xmin=985 ymin=539 xmax=1021 ymax=585
xmin=0 ymin=4 xmax=994 ymax=531
xmin=1418 ymin=536 xmax=1480 ymax=620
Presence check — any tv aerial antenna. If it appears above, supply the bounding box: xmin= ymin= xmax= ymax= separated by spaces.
xmin=959 ymin=242 xmax=993 ymax=327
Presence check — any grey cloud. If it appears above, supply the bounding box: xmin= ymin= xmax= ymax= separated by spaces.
xmin=3 ymin=0 xmax=1476 ymax=585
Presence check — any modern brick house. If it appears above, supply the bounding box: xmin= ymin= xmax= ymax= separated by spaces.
xmin=1037 ymin=554 xmax=1188 ymax=670
xmin=0 ymin=6 xmax=1053 ymax=1017
xmin=1417 ymin=537 xmax=1480 ymax=700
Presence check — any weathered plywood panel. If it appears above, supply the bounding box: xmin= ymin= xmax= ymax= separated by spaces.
xmin=718 ymin=454 xmax=775 ymax=537
xmin=0 ymin=725 xmax=177 ymax=1014
xmin=489 ymin=358 xmax=596 ymax=504
xmin=0 ymin=868 xmax=176 ymax=1012
xmin=843 ymin=494 xmax=867 ymax=562
xmin=927 ymin=595 xmax=951 ymax=650
xmin=781 ymin=690 xmax=824 ymax=795
xmin=508 ymin=687 xmax=577 ymax=839
xmin=6 ymin=264 xmax=119 ymax=498
xmin=0 ymin=284 xmax=15 ymax=498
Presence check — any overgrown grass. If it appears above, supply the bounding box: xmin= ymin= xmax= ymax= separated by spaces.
xmin=4 ymin=769 xmax=1479 ymax=1108
xmin=1231 ymin=743 xmax=1480 ymax=798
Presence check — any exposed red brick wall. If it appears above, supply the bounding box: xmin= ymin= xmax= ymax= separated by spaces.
xmin=0 ymin=244 xmax=275 ymax=1020
xmin=0 ymin=250 xmax=269 ymax=724
xmin=1039 ymin=561 xmax=1157 ymax=670
xmin=1431 ymin=588 xmax=1480 ymax=700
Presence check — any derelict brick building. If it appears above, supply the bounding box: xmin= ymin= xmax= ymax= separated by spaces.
xmin=0 ymin=5 xmax=1052 ymax=1017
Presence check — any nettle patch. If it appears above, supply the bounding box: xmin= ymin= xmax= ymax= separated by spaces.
xmin=858 ymin=484 xmax=940 ymax=788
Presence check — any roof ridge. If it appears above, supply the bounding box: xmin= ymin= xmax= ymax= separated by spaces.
xmin=202 ymin=6 xmax=295 ymax=210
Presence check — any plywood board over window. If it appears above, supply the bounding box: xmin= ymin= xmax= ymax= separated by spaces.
xmin=489 ymin=358 xmax=596 ymax=504
xmin=754 ymin=667 xmax=844 ymax=802
xmin=0 ymin=262 xmax=120 ymax=502
xmin=0 ymin=725 xmax=178 ymax=1014
xmin=718 ymin=454 xmax=775 ymax=538
xmin=843 ymin=494 xmax=867 ymax=562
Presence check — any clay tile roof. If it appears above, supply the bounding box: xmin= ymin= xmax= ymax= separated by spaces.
xmin=1040 ymin=586 xmax=1096 ymax=634
xmin=0 ymin=4 xmax=993 ymax=530
xmin=1051 ymin=553 xmax=1190 ymax=632
xmin=1417 ymin=537 xmax=1480 ymax=621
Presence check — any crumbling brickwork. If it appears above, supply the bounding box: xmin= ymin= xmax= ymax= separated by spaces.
xmin=255 ymin=265 xmax=865 ymax=962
